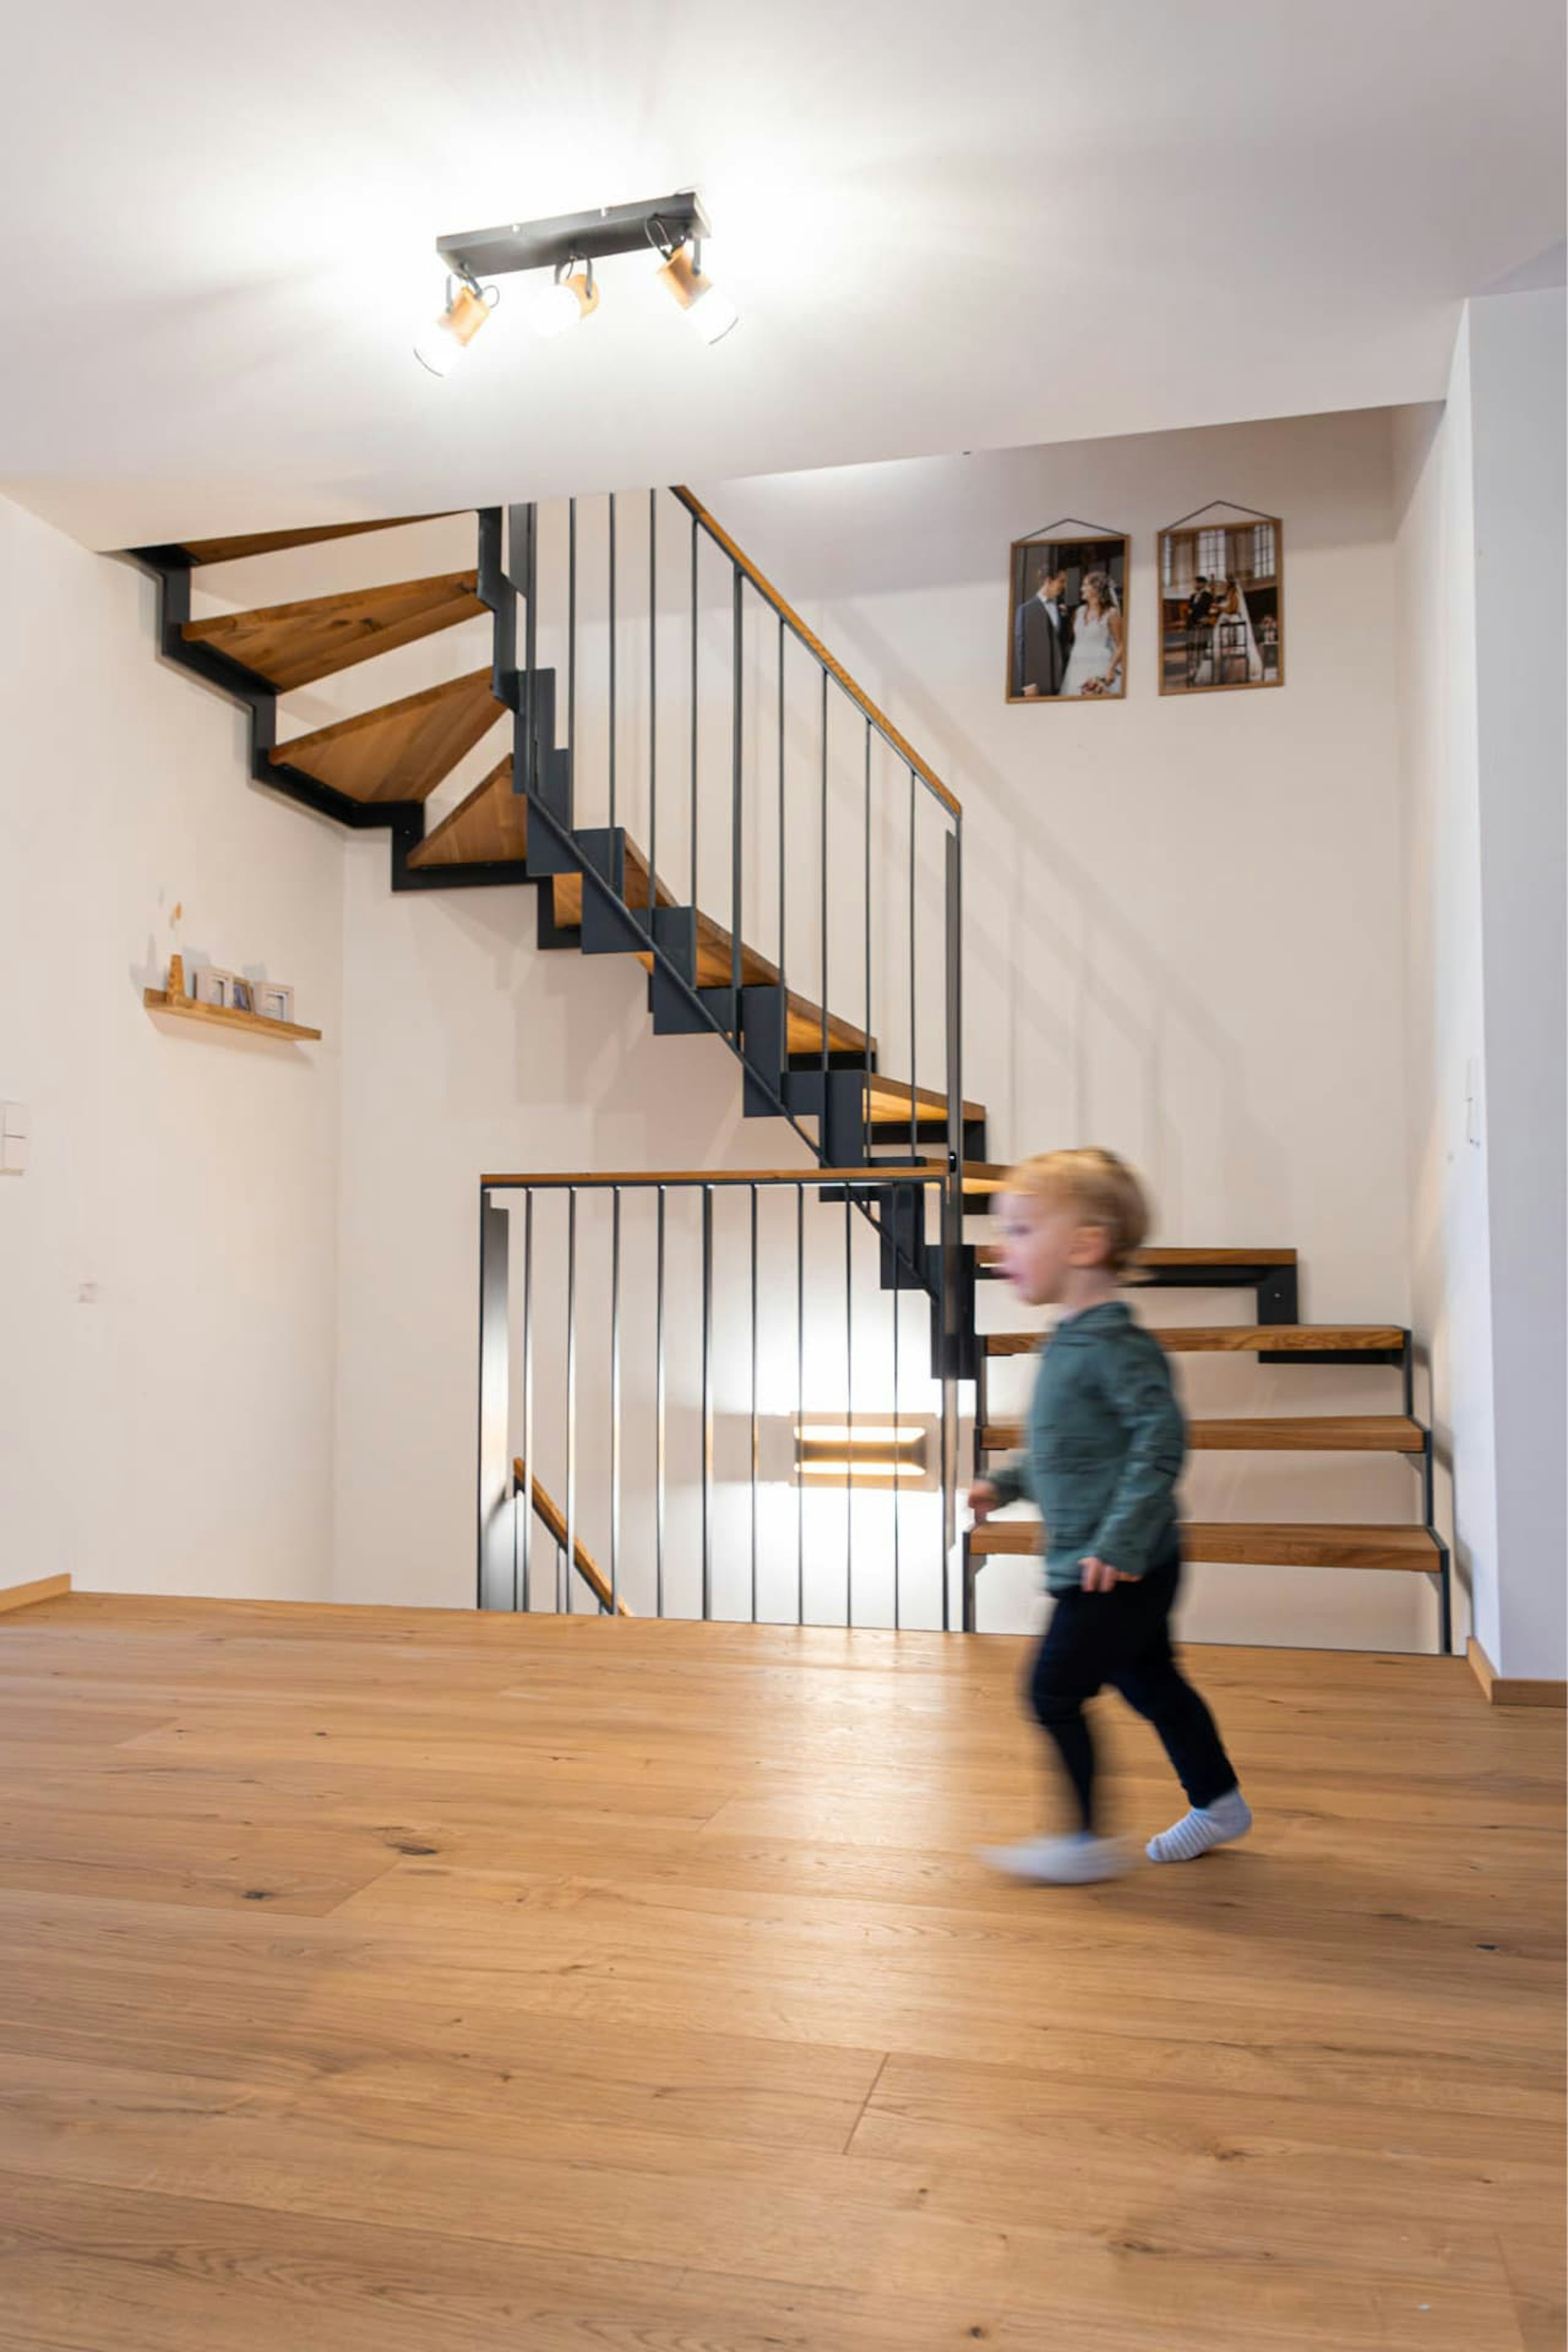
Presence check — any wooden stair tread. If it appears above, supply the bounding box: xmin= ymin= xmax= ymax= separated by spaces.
xmin=986 ymin=1324 xmax=1405 ymax=1356
xmin=272 ymin=669 xmax=501 ymax=802
xmin=175 ymin=514 xmax=452 ymax=566
xmin=182 ymin=570 xmax=484 ymax=692
xmin=979 ymin=1416 xmax=1425 ymax=1454
xmin=969 ymin=1521 xmax=1442 ymax=1569
xmin=867 ymin=1077 xmax=988 ymax=1126
xmin=981 ymin=1242 xmax=1294 ymax=1274
xmin=866 ymin=1163 xmax=1009 ymax=1197
xmin=1137 ymin=1246 xmax=1296 ymax=1268
xmin=407 ymin=757 xmax=526 ymax=868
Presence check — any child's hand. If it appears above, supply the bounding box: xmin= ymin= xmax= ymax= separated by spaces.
xmin=1080 ymin=1555 xmax=1136 ymax=1593
xmin=968 ymin=1480 xmax=1001 ymax=1523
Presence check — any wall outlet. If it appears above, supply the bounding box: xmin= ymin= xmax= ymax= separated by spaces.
xmin=1465 ymin=1056 xmax=1484 ymax=1148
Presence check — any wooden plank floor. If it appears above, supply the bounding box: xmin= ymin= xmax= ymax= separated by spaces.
xmin=0 ymin=1594 xmax=1561 ymax=2352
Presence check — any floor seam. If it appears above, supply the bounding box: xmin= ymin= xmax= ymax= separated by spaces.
xmin=842 ymin=2051 xmax=891 ymax=2157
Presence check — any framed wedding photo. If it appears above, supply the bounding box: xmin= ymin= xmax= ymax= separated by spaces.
xmin=1006 ymin=530 xmax=1129 ymax=704
xmin=1158 ymin=513 xmax=1283 ymax=695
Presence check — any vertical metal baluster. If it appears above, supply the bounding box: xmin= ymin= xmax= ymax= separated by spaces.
xmin=909 ymin=767 xmax=918 ymax=1157
xmin=796 ymin=1183 xmax=805 ymax=1626
xmin=567 ymin=498 xmax=577 ymax=798
xmin=820 ymin=671 xmax=829 ymax=1080
xmin=939 ymin=1302 xmax=951 ymax=1635
xmin=521 ymin=506 xmax=539 ymax=793
xmin=941 ymin=826 xmax=964 ymax=1628
xmin=648 ymin=490 xmax=658 ymax=929
xmin=731 ymin=569 xmax=744 ymax=1026
xmin=777 ymin=615 xmax=786 ymax=980
xmin=701 ymin=1185 xmax=715 ymax=1620
xmin=521 ymin=1190 xmax=534 ymax=1611
xmin=844 ymin=1181 xmax=854 ymax=1628
xmin=655 ymin=1185 xmax=667 ymax=1619
xmin=690 ymin=514 xmax=699 ymax=909
xmin=610 ymin=1183 xmax=621 ymax=1617
xmin=521 ymin=504 xmax=538 ymax=682
xmin=565 ymin=1187 xmax=577 ymax=1616
xmin=750 ymin=1182 xmax=760 ymax=1625
xmin=608 ymin=490 xmax=617 ymax=834
xmin=864 ymin=717 xmax=873 ymax=1157
xmin=891 ymin=1238 xmax=900 ymax=1633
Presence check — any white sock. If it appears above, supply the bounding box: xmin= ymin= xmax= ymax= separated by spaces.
xmin=1146 ymin=1788 xmax=1252 ymax=1864
xmin=979 ymin=1833 xmax=1129 ymax=1885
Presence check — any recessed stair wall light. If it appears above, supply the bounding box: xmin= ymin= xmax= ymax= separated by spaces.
xmin=793 ymin=1421 xmax=929 ymax=1488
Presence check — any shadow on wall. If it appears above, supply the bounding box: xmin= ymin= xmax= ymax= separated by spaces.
xmin=399 ymin=876 xmax=774 ymax=1173
xmin=823 ymin=597 xmax=1284 ymax=1219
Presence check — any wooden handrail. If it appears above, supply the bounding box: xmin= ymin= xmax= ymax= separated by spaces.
xmin=482 ymin=1163 xmax=953 ymax=1189
xmin=512 ymin=1459 xmax=633 ymax=1617
xmin=670 ymin=486 xmax=961 ymax=822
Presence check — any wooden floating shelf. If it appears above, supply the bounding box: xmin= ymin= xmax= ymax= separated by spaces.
xmin=143 ymin=989 xmax=322 ymax=1042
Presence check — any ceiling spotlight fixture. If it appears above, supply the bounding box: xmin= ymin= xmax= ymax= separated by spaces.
xmin=532 ymin=257 xmax=599 ymax=340
xmin=653 ymin=238 xmax=740 ymax=346
xmin=416 ymin=192 xmax=735 ymax=374
xmin=413 ymin=275 xmax=497 ymax=377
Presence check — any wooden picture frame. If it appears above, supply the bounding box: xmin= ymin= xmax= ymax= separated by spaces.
xmin=1158 ymin=514 xmax=1284 ymax=695
xmin=1006 ymin=532 xmax=1129 ymax=704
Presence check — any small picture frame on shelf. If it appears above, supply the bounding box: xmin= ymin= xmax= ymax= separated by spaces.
xmin=192 ymin=969 xmax=252 ymax=1013
xmin=193 ymin=967 xmax=236 ymax=1010
xmin=252 ymin=982 xmax=295 ymax=1025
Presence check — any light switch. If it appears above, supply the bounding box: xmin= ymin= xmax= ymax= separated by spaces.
xmin=1 ymin=1137 xmax=26 ymax=1175
xmin=0 ymin=1102 xmax=27 ymax=1139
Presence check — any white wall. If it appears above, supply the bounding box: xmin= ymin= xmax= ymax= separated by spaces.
xmin=0 ymin=495 xmax=343 ymax=1600
xmin=1394 ymin=285 xmax=1568 ymax=1682
xmin=1393 ymin=354 xmax=1496 ymax=1661
xmin=1468 ymin=283 xmax=1567 ymax=1679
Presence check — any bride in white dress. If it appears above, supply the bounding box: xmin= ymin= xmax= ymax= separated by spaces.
xmin=1193 ymin=575 xmax=1264 ymax=685
xmin=1059 ymin=570 xmax=1125 ymax=699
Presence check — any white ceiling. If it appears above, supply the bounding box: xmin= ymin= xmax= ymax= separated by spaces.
xmin=2 ymin=0 xmax=1561 ymax=548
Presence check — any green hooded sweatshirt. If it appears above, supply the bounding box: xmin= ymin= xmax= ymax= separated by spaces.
xmin=985 ymin=1299 xmax=1186 ymax=1594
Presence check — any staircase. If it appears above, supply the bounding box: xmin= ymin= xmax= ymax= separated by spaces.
xmin=128 ymin=497 xmax=1450 ymax=1652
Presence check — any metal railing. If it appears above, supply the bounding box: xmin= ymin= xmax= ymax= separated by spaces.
xmin=495 ymin=488 xmax=967 ymax=1207
xmin=477 ymin=1169 xmax=962 ymax=1630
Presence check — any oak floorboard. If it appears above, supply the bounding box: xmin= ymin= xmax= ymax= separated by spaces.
xmin=0 ymin=1594 xmax=1557 ymax=2350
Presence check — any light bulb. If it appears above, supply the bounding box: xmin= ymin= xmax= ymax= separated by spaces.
xmin=413 ymin=281 xmax=492 ymax=377
xmin=531 ymin=267 xmax=599 ymax=340
xmin=656 ymin=246 xmax=741 ymax=345
xmin=688 ymin=283 xmax=739 ymax=345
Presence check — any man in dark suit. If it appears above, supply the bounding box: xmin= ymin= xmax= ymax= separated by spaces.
xmin=1014 ymin=566 xmax=1075 ymax=697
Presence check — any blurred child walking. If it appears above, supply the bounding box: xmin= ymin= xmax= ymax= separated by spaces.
xmin=970 ymin=1149 xmax=1250 ymax=1884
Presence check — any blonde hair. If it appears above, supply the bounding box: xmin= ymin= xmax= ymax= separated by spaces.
xmin=1002 ymin=1147 xmax=1151 ymax=1274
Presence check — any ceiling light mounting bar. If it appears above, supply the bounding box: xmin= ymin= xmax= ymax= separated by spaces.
xmin=438 ymin=190 xmax=713 ymax=285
